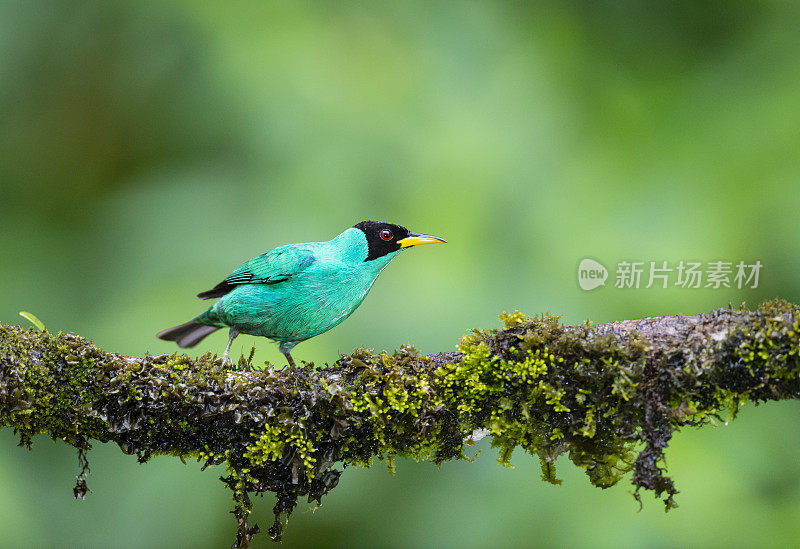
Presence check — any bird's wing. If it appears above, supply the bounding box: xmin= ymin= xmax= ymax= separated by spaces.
xmin=197 ymin=245 xmax=317 ymax=299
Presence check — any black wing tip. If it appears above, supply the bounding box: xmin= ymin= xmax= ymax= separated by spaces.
xmin=197 ymin=281 xmax=233 ymax=300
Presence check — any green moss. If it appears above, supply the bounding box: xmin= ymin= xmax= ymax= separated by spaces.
xmin=343 ymin=345 xmax=454 ymax=466
xmin=723 ymin=299 xmax=800 ymax=400
xmin=436 ymin=311 xmax=643 ymax=493
xmin=0 ymin=327 xmax=107 ymax=448
xmin=244 ymin=422 xmax=317 ymax=480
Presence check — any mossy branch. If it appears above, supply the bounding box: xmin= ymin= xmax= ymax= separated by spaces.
xmin=2 ymin=300 xmax=800 ymax=546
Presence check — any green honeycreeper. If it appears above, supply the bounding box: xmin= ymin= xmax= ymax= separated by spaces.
xmin=157 ymin=221 xmax=446 ymax=367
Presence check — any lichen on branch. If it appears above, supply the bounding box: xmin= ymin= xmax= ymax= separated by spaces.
xmin=1 ymin=300 xmax=799 ymax=547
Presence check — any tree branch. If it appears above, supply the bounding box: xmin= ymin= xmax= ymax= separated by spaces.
xmin=2 ymin=300 xmax=799 ymax=546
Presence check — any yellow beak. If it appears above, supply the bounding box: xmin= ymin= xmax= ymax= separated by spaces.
xmin=397 ymin=232 xmax=447 ymax=248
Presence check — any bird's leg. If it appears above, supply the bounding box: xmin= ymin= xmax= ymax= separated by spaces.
xmin=278 ymin=342 xmax=298 ymax=371
xmin=221 ymin=328 xmax=239 ymax=367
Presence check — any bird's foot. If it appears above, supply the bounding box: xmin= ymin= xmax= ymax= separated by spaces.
xmin=221 ymin=350 xmax=232 ymax=368
xmin=283 ymin=352 xmax=297 ymax=370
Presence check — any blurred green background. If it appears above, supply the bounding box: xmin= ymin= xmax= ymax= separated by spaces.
xmin=2 ymin=1 xmax=800 ymax=547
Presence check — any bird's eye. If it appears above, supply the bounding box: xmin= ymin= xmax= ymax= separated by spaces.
xmin=380 ymin=229 xmax=393 ymax=241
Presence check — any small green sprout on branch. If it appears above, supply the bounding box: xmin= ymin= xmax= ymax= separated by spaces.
xmin=1 ymin=300 xmax=799 ymax=547
xmin=18 ymin=311 xmax=46 ymax=332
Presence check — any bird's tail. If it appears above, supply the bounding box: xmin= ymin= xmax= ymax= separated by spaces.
xmin=156 ymin=320 xmax=220 ymax=348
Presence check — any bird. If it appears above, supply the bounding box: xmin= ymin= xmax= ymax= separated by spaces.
xmin=156 ymin=220 xmax=446 ymax=367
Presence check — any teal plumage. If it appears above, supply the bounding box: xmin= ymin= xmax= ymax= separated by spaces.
xmin=199 ymin=229 xmax=397 ymax=349
xmin=157 ymin=221 xmax=445 ymax=366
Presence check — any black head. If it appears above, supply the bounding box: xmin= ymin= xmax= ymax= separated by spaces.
xmin=353 ymin=220 xmax=447 ymax=261
xmin=354 ymin=221 xmax=411 ymax=261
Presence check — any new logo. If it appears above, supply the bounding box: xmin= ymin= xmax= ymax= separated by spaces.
xmin=578 ymin=258 xmax=608 ymax=291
